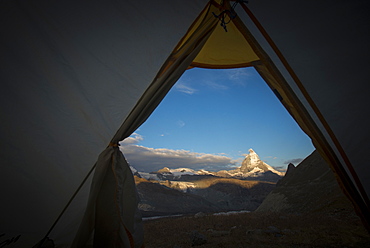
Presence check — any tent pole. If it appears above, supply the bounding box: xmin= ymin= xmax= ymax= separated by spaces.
xmin=36 ymin=163 xmax=97 ymax=247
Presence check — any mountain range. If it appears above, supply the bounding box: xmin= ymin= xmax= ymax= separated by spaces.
xmin=131 ymin=149 xmax=285 ymax=217
xmin=134 ymin=148 xmax=284 ymax=183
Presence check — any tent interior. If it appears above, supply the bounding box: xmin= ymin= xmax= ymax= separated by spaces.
xmin=1 ymin=0 xmax=369 ymax=247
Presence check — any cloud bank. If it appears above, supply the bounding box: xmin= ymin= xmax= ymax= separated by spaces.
xmin=120 ymin=133 xmax=295 ymax=173
xmin=120 ymin=133 xmax=237 ymax=172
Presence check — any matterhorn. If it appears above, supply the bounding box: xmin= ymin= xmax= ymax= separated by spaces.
xmin=225 ymin=149 xmax=285 ymax=178
xmin=240 ymin=149 xmax=284 ymax=176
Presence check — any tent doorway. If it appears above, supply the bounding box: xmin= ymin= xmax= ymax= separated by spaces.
xmin=123 ymin=67 xmax=315 ymax=175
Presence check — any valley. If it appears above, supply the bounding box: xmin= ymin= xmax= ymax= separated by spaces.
xmin=132 ymin=149 xmax=284 ymax=217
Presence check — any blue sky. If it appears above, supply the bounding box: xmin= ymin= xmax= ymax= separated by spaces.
xmin=121 ymin=67 xmax=315 ymax=172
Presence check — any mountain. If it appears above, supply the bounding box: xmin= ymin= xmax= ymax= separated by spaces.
xmin=137 ymin=149 xmax=284 ymax=182
xmin=241 ymin=149 xmax=284 ymax=176
xmin=222 ymin=148 xmax=285 ymax=179
xmin=256 ymin=150 xmax=356 ymax=215
xmin=130 ymin=149 xmax=288 ymax=217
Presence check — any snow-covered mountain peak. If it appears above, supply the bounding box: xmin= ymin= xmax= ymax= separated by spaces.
xmin=170 ymin=168 xmax=196 ymax=174
xmin=248 ymin=148 xmax=256 ymax=154
xmin=157 ymin=167 xmax=171 ymax=174
xmin=240 ymin=149 xmax=285 ymax=176
xmin=245 ymin=148 xmax=260 ymax=165
xmin=241 ymin=149 xmax=266 ymax=172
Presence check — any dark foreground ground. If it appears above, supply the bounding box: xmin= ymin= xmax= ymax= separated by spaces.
xmin=143 ymin=211 xmax=370 ymax=248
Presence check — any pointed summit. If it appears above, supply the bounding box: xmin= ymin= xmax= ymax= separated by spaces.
xmin=240 ymin=149 xmax=269 ymax=173
xmin=239 ymin=149 xmax=285 ymax=176
xmin=285 ymin=163 xmax=296 ymax=176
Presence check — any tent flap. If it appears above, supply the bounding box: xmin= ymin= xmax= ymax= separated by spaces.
xmin=71 ymin=146 xmax=141 ymax=248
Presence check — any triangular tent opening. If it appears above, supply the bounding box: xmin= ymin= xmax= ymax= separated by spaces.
xmin=2 ymin=0 xmax=369 ymax=247
xmin=123 ymin=66 xmax=315 ymax=174
xmin=114 ymin=0 xmax=370 ymax=233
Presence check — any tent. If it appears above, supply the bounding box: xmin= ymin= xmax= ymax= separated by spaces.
xmin=1 ymin=0 xmax=369 ymax=247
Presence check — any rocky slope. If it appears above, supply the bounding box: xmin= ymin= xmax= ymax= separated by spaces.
xmin=256 ymin=150 xmax=356 ymax=214
xmin=188 ymin=178 xmax=276 ymax=211
xmin=135 ymin=176 xmax=221 ymax=217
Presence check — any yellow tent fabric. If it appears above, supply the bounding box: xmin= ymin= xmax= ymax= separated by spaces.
xmin=191 ymin=5 xmax=259 ymax=68
xmin=178 ymin=1 xmax=259 ymax=69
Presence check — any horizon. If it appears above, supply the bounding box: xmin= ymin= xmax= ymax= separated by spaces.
xmin=121 ymin=67 xmax=315 ymax=173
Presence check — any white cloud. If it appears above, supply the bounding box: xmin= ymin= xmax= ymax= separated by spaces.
xmin=120 ymin=133 xmax=143 ymax=145
xmin=119 ymin=141 xmax=237 ymax=172
xmin=227 ymin=68 xmax=251 ymax=81
xmin=174 ymin=82 xmax=197 ymax=95
xmin=225 ymin=68 xmax=253 ymax=88
xmin=265 ymin=156 xmax=278 ymax=160
xmin=204 ymin=80 xmax=229 ymax=90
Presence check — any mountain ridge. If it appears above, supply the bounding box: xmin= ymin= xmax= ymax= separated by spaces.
xmin=131 ymin=149 xmax=286 ymax=217
xmin=135 ymin=149 xmax=285 ymax=182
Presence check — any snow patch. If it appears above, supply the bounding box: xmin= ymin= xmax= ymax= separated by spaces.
xmin=213 ymin=210 xmax=250 ymax=216
xmin=142 ymin=214 xmax=183 ymax=221
xmin=140 ymin=172 xmax=160 ymax=181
